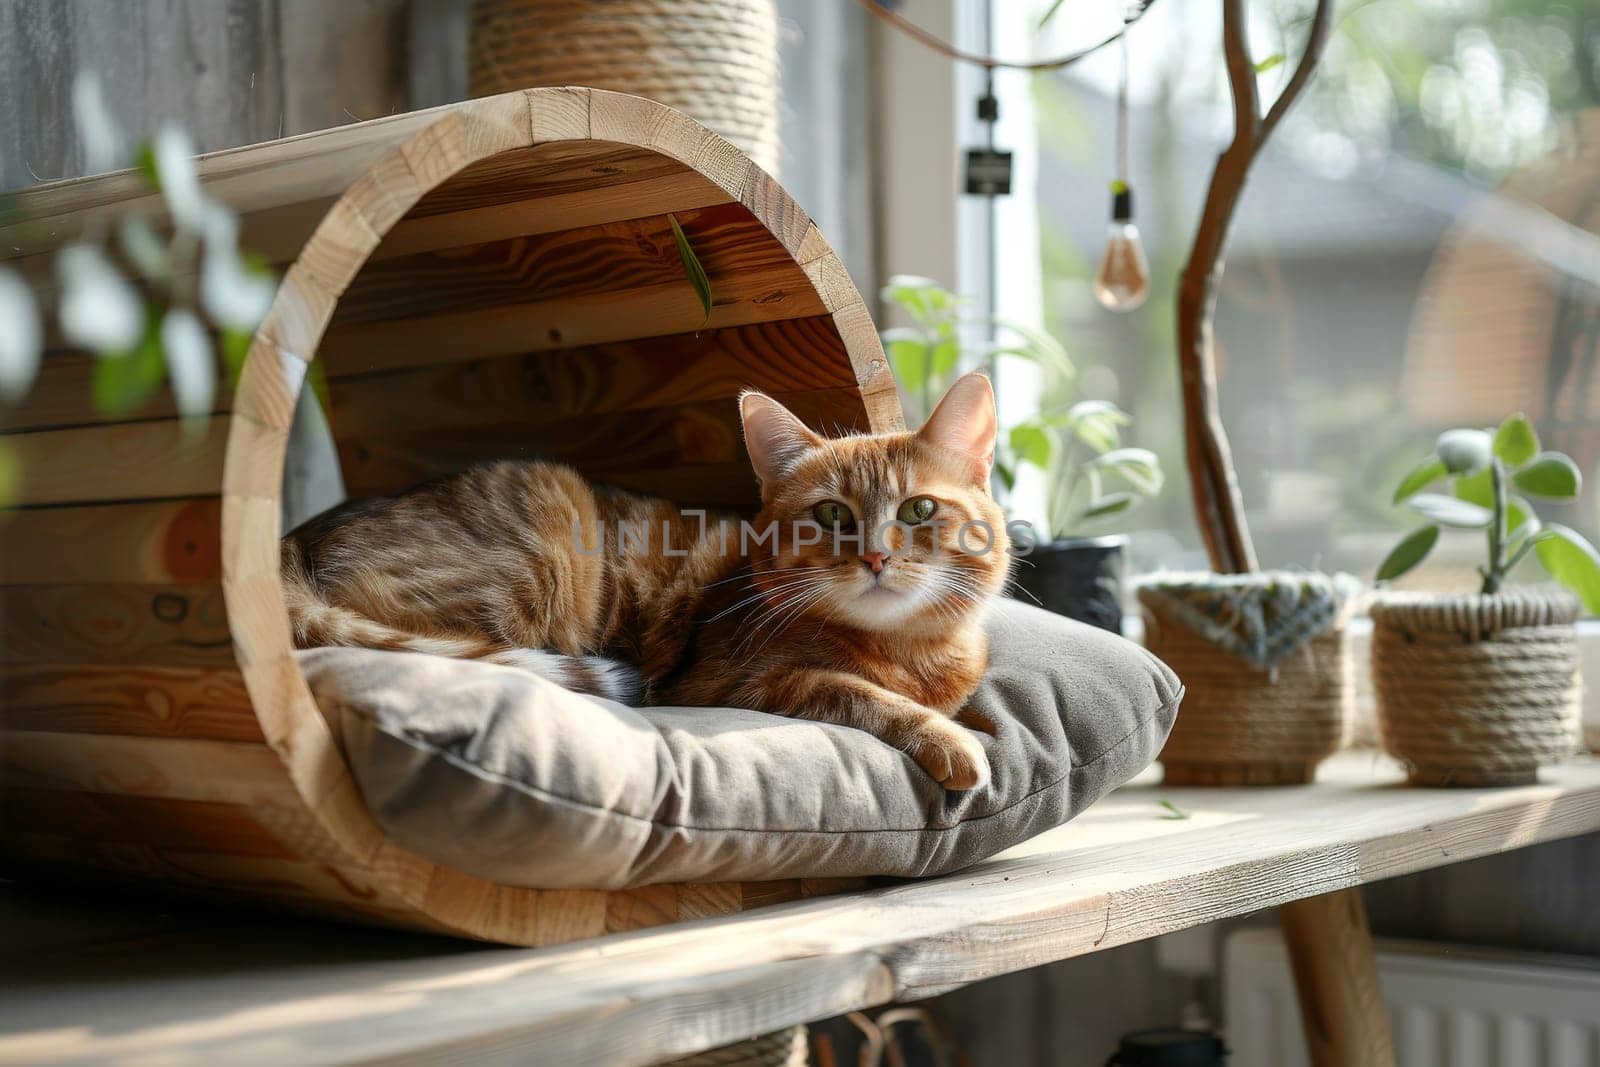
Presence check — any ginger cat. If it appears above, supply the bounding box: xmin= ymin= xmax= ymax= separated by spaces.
xmin=282 ymin=373 xmax=1010 ymax=789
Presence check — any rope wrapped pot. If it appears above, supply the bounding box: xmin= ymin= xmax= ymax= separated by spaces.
xmin=1138 ymin=573 xmax=1353 ymax=786
xmin=1370 ymin=590 xmax=1581 ymax=787
xmin=469 ymin=0 xmax=781 ymax=174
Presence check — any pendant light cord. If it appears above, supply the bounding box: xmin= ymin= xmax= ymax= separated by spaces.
xmin=1116 ymin=22 xmax=1131 ymax=185
xmin=854 ymin=0 xmax=1158 ymax=72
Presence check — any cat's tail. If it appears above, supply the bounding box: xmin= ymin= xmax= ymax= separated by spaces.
xmin=281 ymin=549 xmax=645 ymax=704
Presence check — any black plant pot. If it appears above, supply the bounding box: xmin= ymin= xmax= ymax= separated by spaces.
xmin=1010 ymin=534 xmax=1128 ymax=633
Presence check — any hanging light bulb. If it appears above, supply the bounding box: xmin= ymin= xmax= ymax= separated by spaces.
xmin=1094 ymin=182 xmax=1151 ymax=312
xmin=1094 ymin=8 xmax=1151 ymax=313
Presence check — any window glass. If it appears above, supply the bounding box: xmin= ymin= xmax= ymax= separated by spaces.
xmin=997 ymin=0 xmax=1600 ymax=594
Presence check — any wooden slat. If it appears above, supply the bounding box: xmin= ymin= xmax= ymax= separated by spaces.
xmin=336 ymin=402 xmax=747 ymax=481
xmin=0 ymin=583 xmax=233 ymax=667
xmin=329 ymin=388 xmax=869 ymax=496
xmin=374 ymin=165 xmax=733 ymax=263
xmin=2 ymin=418 xmax=226 ymax=505
xmin=0 ymin=789 xmax=300 ymax=860
xmin=0 ymin=498 xmax=220 ymax=584
xmin=0 ymin=664 xmax=261 ymax=741
xmin=339 ymin=444 xmax=765 ymax=513
xmin=0 ymin=352 xmax=235 ymax=433
xmin=322 ymin=315 xmax=853 ymax=401
xmin=331 ymin=202 xmax=798 ymax=328
xmin=316 ymin=274 xmax=829 ymax=378
xmin=0 ymin=731 xmax=289 ymax=802
xmin=0 ymin=92 xmax=534 ymax=262
xmin=0 ymin=833 xmax=418 ymax=915
xmin=399 ymin=140 xmax=700 ymax=221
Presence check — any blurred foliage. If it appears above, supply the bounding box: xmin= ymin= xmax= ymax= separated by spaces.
xmin=881 ymin=275 xmax=1163 ymax=538
xmin=1271 ymin=0 xmax=1599 ymax=181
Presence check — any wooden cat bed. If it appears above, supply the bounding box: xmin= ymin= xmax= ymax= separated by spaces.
xmin=0 ymin=89 xmax=898 ymax=944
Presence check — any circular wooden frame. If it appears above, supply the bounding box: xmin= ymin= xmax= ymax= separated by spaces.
xmin=3 ymin=88 xmax=896 ymax=943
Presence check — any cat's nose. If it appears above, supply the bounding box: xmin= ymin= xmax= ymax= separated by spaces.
xmin=861 ymin=551 xmax=888 ymax=574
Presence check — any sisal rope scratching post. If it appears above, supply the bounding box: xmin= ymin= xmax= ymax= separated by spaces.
xmin=1371 ymin=590 xmax=1581 ymax=787
xmin=468 ymin=0 xmax=781 ymax=174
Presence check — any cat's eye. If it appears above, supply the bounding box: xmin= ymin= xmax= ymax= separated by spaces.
xmin=897 ymin=497 xmax=938 ymax=524
xmin=812 ymin=500 xmax=853 ymax=528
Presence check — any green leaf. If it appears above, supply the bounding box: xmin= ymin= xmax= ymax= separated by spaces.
xmin=881 ymin=275 xmax=952 ymax=324
xmin=882 ymin=328 xmax=930 ymax=392
xmin=984 ymin=317 xmax=1074 ymax=380
xmin=1452 ymin=466 xmax=1492 ymax=507
xmin=1093 ymin=447 xmax=1164 ymax=496
xmin=1080 ymin=492 xmax=1136 ymax=520
xmin=1157 ymin=798 xmax=1191 ymax=820
xmin=1494 ymin=413 xmax=1539 ymax=467
xmin=1037 ymin=0 xmax=1068 ymax=27
xmin=930 ymin=334 xmax=960 ymax=379
xmin=1512 ymin=453 xmax=1581 ymax=499
xmin=220 ymin=328 xmax=253 ymax=384
xmin=1535 ymin=524 xmax=1600 ymax=614
xmin=993 ymin=460 xmax=1016 ymax=494
xmin=1009 ymin=423 xmax=1053 ymax=469
xmin=1253 ymin=53 xmax=1286 ymax=73
xmin=1376 ymin=524 xmax=1440 ymax=582
xmin=0 ymin=439 xmax=17 ymax=508
xmin=1435 ymin=428 xmax=1493 ymax=475
xmin=1506 ymin=495 xmax=1540 ymax=544
xmin=91 ymin=311 xmax=166 ymax=417
xmin=1409 ymin=492 xmax=1492 ymax=528
xmin=667 ymin=214 xmax=713 ymax=325
xmin=133 ymin=139 xmax=161 ymax=190
xmin=1059 ymin=401 xmax=1129 ymax=454
xmin=1394 ymin=456 xmax=1448 ymax=504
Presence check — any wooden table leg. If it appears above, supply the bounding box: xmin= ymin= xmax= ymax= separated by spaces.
xmin=1279 ymin=888 xmax=1396 ymax=1067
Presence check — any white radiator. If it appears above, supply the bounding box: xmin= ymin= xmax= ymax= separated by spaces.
xmin=1223 ymin=928 xmax=1600 ymax=1067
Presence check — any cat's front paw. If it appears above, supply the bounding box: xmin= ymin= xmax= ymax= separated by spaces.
xmin=909 ymin=717 xmax=991 ymax=791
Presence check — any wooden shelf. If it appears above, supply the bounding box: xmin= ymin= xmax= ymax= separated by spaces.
xmin=3 ymin=752 xmax=1598 ymax=1067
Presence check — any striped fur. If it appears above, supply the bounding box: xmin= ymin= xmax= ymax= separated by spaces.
xmin=282 ymin=375 xmax=1010 ymax=789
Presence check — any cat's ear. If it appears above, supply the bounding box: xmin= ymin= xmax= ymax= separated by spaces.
xmin=740 ymin=391 xmax=822 ymax=491
xmin=917 ymin=372 xmax=997 ymax=475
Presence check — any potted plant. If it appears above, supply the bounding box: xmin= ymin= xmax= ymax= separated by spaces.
xmin=1000 ymin=400 xmax=1163 ymax=631
xmin=1371 ymin=413 xmax=1590 ymax=786
xmin=878 ymin=275 xmax=1162 ymax=630
xmin=1137 ymin=569 xmax=1357 ymax=786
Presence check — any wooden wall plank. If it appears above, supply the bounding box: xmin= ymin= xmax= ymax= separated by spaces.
xmin=0 ymin=833 xmax=420 ymax=916
xmin=325 ymin=317 xmax=855 ymax=433
xmin=330 ymin=387 xmax=868 ymax=492
xmin=0 ymin=498 xmax=221 ymax=585
xmin=0 ymin=352 xmax=233 ymax=433
xmin=0 ymin=583 xmax=233 ymax=667
xmin=331 ymin=387 xmax=870 ymax=506
xmin=400 ymin=141 xmax=691 ymax=221
xmin=331 ymin=202 xmax=800 ymax=328
xmin=0 ymin=789 xmax=300 ymax=860
xmin=374 ymin=167 xmax=734 ymax=263
xmin=0 ymin=731 xmax=288 ymax=802
xmin=3 ymin=418 xmax=227 ymax=506
xmin=0 ymin=664 xmax=262 ymax=742
xmin=317 ymin=273 xmax=829 ymax=377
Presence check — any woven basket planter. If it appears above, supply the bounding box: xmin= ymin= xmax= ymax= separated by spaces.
xmin=1370 ymin=591 xmax=1581 ymax=787
xmin=469 ymin=0 xmax=781 ymax=173
xmin=1139 ymin=574 xmax=1353 ymax=786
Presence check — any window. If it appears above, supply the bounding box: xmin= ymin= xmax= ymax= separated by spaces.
xmin=984 ymin=0 xmax=1600 ymax=591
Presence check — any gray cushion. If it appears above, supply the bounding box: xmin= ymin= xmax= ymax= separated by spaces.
xmin=301 ymin=600 xmax=1182 ymax=890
